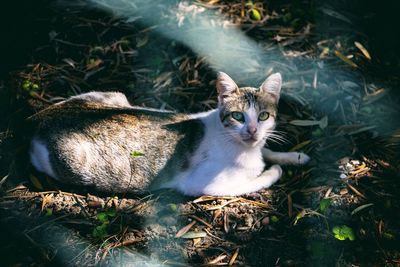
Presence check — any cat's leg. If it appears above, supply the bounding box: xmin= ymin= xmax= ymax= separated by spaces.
xmin=232 ymin=164 xmax=282 ymax=195
xmin=262 ymin=148 xmax=310 ymax=165
xmin=204 ymin=165 xmax=282 ymax=196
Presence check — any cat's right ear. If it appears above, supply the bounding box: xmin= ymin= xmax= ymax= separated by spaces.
xmin=216 ymin=72 xmax=239 ymax=104
xmin=260 ymin=73 xmax=282 ymax=103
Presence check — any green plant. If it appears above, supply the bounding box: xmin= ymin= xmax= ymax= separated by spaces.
xmin=319 ymin=198 xmax=332 ymax=213
xmin=130 ymin=150 xmax=144 ymax=157
xmin=246 ymin=1 xmax=262 ymax=21
xmin=92 ymin=209 xmax=116 ymax=238
xmin=332 ymin=225 xmax=355 ymax=241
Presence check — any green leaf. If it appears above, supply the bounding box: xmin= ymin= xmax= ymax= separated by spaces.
xmin=167 ymin=203 xmax=177 ymax=212
xmin=271 ymin=215 xmax=279 ymax=223
xmin=319 ymin=198 xmax=332 ymax=213
xmin=246 ymin=0 xmax=254 ymax=7
xmin=332 ymin=225 xmax=355 ymax=241
xmin=293 ymin=210 xmax=306 ymax=225
xmin=105 ymin=209 xmax=116 ymax=217
xmin=93 ymin=224 xmax=108 ymax=238
xmin=250 ymin=9 xmax=262 ymax=21
xmin=293 ymin=210 xmax=325 ymax=225
xmin=130 ymin=150 xmax=144 ymax=157
xmin=22 ymin=80 xmax=31 ymax=90
xmin=289 ymin=119 xmax=321 ymax=127
xmin=382 ymin=232 xmax=395 ymax=240
xmin=45 ymin=208 xmax=53 ymax=217
xmin=312 ymin=128 xmax=323 ymax=137
xmin=96 ymin=212 xmax=109 ymax=223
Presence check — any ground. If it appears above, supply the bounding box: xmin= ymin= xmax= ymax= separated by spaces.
xmin=0 ymin=0 xmax=400 ymax=266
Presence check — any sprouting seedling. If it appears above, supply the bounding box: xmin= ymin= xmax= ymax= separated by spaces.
xmin=92 ymin=209 xmax=116 ymax=239
xmin=293 ymin=209 xmax=325 ymax=225
xmin=22 ymin=80 xmax=39 ymax=90
xmin=246 ymin=1 xmax=262 ymax=21
xmin=332 ymin=225 xmax=355 ymax=241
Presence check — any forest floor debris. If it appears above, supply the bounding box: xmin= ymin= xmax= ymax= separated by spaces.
xmin=1 ymin=0 xmax=399 ymax=266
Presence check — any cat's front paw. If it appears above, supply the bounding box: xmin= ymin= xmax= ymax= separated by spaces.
xmin=269 ymin=164 xmax=283 ymax=177
xmin=295 ymin=152 xmax=310 ymax=165
xmin=262 ymin=164 xmax=282 ymax=186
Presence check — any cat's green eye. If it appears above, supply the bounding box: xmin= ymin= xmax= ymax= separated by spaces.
xmin=258 ymin=111 xmax=270 ymax=121
xmin=231 ymin=111 xmax=244 ymax=122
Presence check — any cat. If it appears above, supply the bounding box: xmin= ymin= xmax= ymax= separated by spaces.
xmin=29 ymin=72 xmax=310 ymax=196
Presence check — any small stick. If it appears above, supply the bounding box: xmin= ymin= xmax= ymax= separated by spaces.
xmin=189 ymin=215 xmax=213 ymax=228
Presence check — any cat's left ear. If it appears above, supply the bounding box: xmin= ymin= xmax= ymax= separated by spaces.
xmin=260 ymin=73 xmax=282 ymax=103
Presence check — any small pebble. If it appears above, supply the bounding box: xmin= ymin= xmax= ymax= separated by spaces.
xmin=340 ymin=188 xmax=348 ymax=195
xmin=262 ymin=216 xmax=270 ymax=225
xmin=340 ymin=173 xmax=347 ymax=179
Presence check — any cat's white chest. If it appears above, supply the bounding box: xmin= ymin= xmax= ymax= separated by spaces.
xmin=165 ymin=138 xmax=265 ymax=196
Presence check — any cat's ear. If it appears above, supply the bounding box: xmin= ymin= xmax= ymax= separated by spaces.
xmin=216 ymin=72 xmax=239 ymax=104
xmin=260 ymin=73 xmax=282 ymax=102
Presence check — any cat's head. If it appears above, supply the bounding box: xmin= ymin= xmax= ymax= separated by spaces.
xmin=216 ymin=72 xmax=282 ymax=147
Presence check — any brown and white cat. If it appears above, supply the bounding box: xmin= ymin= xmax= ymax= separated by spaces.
xmin=29 ymin=72 xmax=309 ymax=196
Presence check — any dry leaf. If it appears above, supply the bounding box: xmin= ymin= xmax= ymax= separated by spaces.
xmin=180 ymin=231 xmax=207 ymax=239
xmin=334 ymin=50 xmax=358 ymax=68
xmin=224 ymin=212 xmax=229 ymax=233
xmin=351 ymin=203 xmax=373 ymax=215
xmin=189 ymin=215 xmax=213 ymax=228
xmin=289 ymin=116 xmax=328 ymax=129
xmin=346 ymin=183 xmax=366 ymax=198
xmin=86 ymin=58 xmax=103 ymax=70
xmin=213 ymin=208 xmax=222 ymax=222
xmin=289 ymin=140 xmax=311 ymax=152
xmin=175 ymin=220 xmax=196 ymax=238
xmin=354 ymin=41 xmax=371 ymax=60
xmin=207 ymin=198 xmax=241 ymax=210
xmin=193 ymin=237 xmax=201 ymax=246
xmin=136 ymin=34 xmax=149 ymax=48
xmin=228 ymin=248 xmax=239 ymax=266
xmin=193 ymin=195 xmax=234 ymax=203
xmin=41 ymin=193 xmax=53 ymax=211
xmin=207 ymin=254 xmax=227 ymax=265
xmin=288 ymin=193 xmax=293 ymax=218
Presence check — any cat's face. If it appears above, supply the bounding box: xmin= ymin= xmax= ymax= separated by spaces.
xmin=216 ymin=72 xmax=282 ymax=147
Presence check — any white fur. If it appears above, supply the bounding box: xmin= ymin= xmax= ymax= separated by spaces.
xmin=57 ymin=91 xmax=131 ymax=107
xmin=30 ymin=139 xmax=58 ymax=179
xmin=262 ymin=148 xmax=310 ymax=165
xmin=161 ymin=110 xmax=282 ymax=196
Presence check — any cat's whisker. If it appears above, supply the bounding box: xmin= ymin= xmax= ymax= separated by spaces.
xmin=270 ymin=134 xmax=288 ymax=141
xmin=269 ymin=134 xmax=288 ymax=142
xmin=266 ymin=131 xmax=288 ymax=140
xmin=268 ymin=130 xmax=288 ymax=138
xmin=266 ymin=133 xmax=288 ymax=144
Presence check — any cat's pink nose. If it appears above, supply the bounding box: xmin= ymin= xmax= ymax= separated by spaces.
xmin=247 ymin=125 xmax=257 ymax=135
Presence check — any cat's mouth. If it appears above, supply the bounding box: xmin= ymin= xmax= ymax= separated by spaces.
xmin=242 ymin=136 xmax=259 ymax=145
